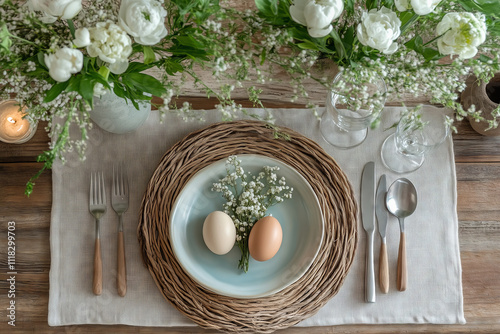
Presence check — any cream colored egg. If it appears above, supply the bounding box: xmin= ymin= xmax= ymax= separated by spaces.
xmin=202 ymin=211 xmax=236 ymax=255
xmin=248 ymin=216 xmax=283 ymax=262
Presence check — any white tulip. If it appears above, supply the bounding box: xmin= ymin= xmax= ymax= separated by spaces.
xmin=44 ymin=47 xmax=83 ymax=82
xmin=357 ymin=7 xmax=401 ymax=54
xmin=73 ymin=27 xmax=90 ymax=48
xmin=118 ymin=0 xmax=168 ymax=45
xmin=436 ymin=12 xmax=487 ymax=59
xmin=86 ymin=21 xmax=133 ymax=74
xmin=395 ymin=0 xmax=440 ymax=15
xmin=28 ymin=0 xmax=82 ymax=23
xmin=290 ymin=0 xmax=344 ymax=38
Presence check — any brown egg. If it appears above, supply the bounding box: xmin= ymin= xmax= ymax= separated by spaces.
xmin=248 ymin=216 xmax=283 ymax=262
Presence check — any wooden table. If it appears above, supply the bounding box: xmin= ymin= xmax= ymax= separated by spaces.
xmin=1 ymin=97 xmax=500 ymax=333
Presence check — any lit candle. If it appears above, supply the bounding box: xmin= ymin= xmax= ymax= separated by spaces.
xmin=0 ymin=100 xmax=37 ymax=144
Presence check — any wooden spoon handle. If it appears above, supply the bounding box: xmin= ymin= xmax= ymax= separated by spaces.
xmin=93 ymin=238 xmax=102 ymax=295
xmin=117 ymin=231 xmax=127 ymax=297
xmin=397 ymin=231 xmax=407 ymax=291
xmin=379 ymin=241 xmax=389 ymax=293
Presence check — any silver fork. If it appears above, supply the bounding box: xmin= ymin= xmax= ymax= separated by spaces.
xmin=112 ymin=165 xmax=129 ymax=297
xmin=89 ymin=171 xmax=106 ymax=296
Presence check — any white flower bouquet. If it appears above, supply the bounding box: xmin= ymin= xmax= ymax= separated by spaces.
xmin=0 ymin=0 xmax=259 ymax=195
xmin=254 ymin=0 xmax=500 ymax=128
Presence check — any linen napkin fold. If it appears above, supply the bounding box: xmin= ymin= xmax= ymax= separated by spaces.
xmin=49 ymin=106 xmax=465 ymax=326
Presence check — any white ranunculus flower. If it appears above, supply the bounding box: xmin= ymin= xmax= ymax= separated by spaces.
xmin=357 ymin=7 xmax=401 ymax=54
xmin=290 ymin=0 xmax=344 ymax=38
xmin=436 ymin=12 xmax=487 ymax=59
xmin=118 ymin=0 xmax=168 ymax=45
xmin=73 ymin=27 xmax=90 ymax=48
xmin=28 ymin=0 xmax=82 ymax=23
xmin=86 ymin=21 xmax=133 ymax=74
xmin=395 ymin=0 xmax=440 ymax=15
xmin=44 ymin=47 xmax=83 ymax=82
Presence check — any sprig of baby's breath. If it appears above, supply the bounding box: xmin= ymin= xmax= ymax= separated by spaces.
xmin=212 ymin=156 xmax=293 ymax=272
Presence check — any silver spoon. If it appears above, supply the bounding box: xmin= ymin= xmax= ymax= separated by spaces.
xmin=386 ymin=178 xmax=417 ymax=292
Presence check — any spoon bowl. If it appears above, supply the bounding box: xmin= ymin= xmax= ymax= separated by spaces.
xmin=386 ymin=179 xmax=418 ymax=225
xmin=386 ymin=178 xmax=417 ymax=291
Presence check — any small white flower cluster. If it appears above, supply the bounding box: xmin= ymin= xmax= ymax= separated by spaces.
xmin=212 ymin=156 xmax=293 ymax=244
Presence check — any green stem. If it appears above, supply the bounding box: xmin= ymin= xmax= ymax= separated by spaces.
xmin=10 ymin=34 xmax=38 ymax=47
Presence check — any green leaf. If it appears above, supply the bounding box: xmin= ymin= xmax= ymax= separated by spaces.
xmin=79 ymin=77 xmax=94 ymax=105
xmin=405 ymin=35 xmax=424 ymax=53
xmin=44 ymin=81 xmax=69 ymax=103
xmin=260 ymin=48 xmax=267 ymax=65
xmin=329 ymin=29 xmax=346 ymax=61
xmin=37 ymin=51 xmax=48 ymax=70
xmin=255 ymin=0 xmax=289 ymax=25
xmin=0 ymin=23 xmax=12 ymax=53
xmin=67 ymin=19 xmax=76 ymax=38
xmin=297 ymin=41 xmax=319 ymax=50
xmin=489 ymin=20 xmax=500 ymax=37
xmin=366 ymin=0 xmax=377 ymax=10
xmin=125 ymin=62 xmax=153 ymax=73
xmin=163 ymin=58 xmax=185 ymax=75
xmin=143 ymin=46 xmax=156 ymax=64
xmin=288 ymin=27 xmax=312 ymax=41
xmin=176 ymin=35 xmax=205 ymax=49
xmin=422 ymin=47 xmax=441 ymax=61
xmin=400 ymin=12 xmax=419 ymax=34
xmin=342 ymin=26 xmax=355 ymax=57
xmin=405 ymin=35 xmax=441 ymax=61
xmin=123 ymin=72 xmax=166 ymax=97
xmin=479 ymin=54 xmax=493 ymax=62
xmin=65 ymin=75 xmax=82 ymax=93
xmin=457 ymin=0 xmax=500 ymax=18
xmin=168 ymin=44 xmax=210 ymax=60
xmin=344 ymin=0 xmax=355 ymax=14
xmin=113 ymin=83 xmax=127 ymax=99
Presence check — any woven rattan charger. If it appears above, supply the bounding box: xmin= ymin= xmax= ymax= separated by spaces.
xmin=138 ymin=120 xmax=358 ymax=333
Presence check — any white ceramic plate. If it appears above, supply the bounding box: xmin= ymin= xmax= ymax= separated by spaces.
xmin=169 ymin=155 xmax=324 ymax=298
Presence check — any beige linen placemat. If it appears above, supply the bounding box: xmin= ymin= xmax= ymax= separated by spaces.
xmin=49 ymin=106 xmax=465 ymax=326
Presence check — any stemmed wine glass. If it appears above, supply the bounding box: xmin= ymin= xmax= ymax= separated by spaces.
xmin=381 ymin=107 xmax=450 ymax=173
xmin=320 ymin=72 xmax=387 ymax=149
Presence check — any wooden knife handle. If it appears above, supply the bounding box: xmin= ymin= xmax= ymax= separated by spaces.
xmin=379 ymin=241 xmax=389 ymax=293
xmin=117 ymin=231 xmax=127 ymax=297
xmin=93 ymin=238 xmax=102 ymax=295
xmin=397 ymin=231 xmax=407 ymax=291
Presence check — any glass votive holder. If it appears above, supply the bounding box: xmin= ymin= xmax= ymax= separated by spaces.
xmin=0 ymin=100 xmax=38 ymax=144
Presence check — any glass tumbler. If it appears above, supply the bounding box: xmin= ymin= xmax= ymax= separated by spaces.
xmin=381 ymin=108 xmax=450 ymax=173
xmin=320 ymin=72 xmax=387 ymax=149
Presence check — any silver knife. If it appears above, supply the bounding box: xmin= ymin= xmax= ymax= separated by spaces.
xmin=376 ymin=174 xmax=389 ymax=294
xmin=361 ymin=161 xmax=376 ymax=303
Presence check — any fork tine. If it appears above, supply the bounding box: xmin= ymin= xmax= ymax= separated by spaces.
xmin=121 ymin=165 xmax=128 ymax=196
xmin=100 ymin=171 xmax=106 ymax=204
xmin=113 ymin=165 xmax=119 ymax=196
xmin=90 ymin=172 xmax=94 ymax=206
xmin=113 ymin=164 xmax=128 ymax=196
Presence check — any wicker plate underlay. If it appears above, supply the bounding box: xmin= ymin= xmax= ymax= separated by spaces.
xmin=138 ymin=120 xmax=358 ymax=333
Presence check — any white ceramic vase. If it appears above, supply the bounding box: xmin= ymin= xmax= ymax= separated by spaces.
xmin=89 ymin=93 xmax=151 ymax=134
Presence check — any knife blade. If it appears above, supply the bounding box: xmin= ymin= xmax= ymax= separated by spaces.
xmin=361 ymin=161 xmax=376 ymax=303
xmin=376 ymin=174 xmax=389 ymax=293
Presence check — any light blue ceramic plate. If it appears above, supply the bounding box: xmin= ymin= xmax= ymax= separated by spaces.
xmin=169 ymin=155 xmax=324 ymax=298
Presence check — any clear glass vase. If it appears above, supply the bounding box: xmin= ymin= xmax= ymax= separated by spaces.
xmin=320 ymin=72 xmax=387 ymax=149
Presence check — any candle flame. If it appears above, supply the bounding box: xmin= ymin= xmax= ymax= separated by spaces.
xmin=7 ymin=116 xmax=16 ymax=124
